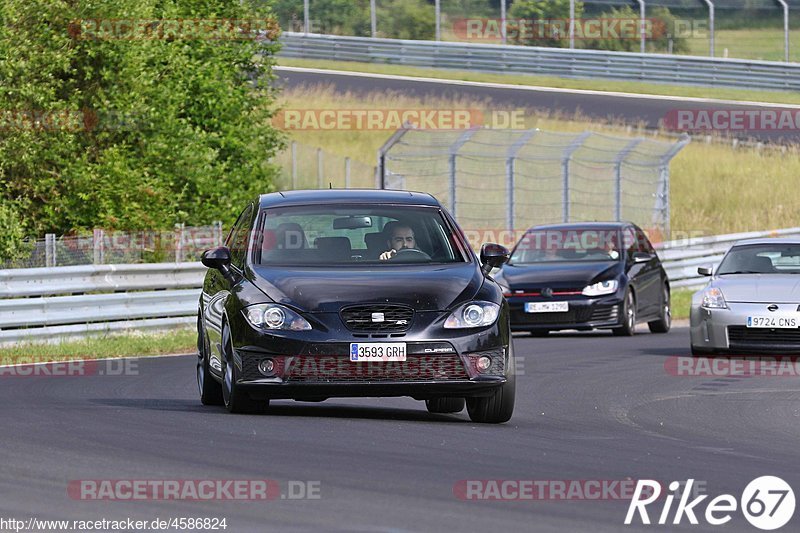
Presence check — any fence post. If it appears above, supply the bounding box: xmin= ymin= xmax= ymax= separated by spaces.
xmin=317 ymin=148 xmax=324 ymax=189
xmin=376 ymin=125 xmax=412 ymax=189
xmin=175 ymin=223 xmax=185 ymax=263
xmin=448 ymin=129 xmax=478 ymax=220
xmin=93 ymin=229 xmax=104 ymax=265
xmin=45 ymin=233 xmax=56 ymax=267
xmin=291 ymin=141 xmax=297 ymax=189
xmin=614 ymin=139 xmax=643 ymax=221
xmin=655 ymin=134 xmax=691 ymax=240
xmin=561 ymin=132 xmax=591 ymax=223
xmin=506 ymin=129 xmax=537 ymax=233
xmin=213 ymin=221 xmax=223 ymax=246
xmin=345 ymin=157 xmax=351 ymax=189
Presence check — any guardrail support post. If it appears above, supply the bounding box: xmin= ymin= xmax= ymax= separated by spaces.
xmin=370 ymin=0 xmax=377 ymax=37
xmin=776 ymin=0 xmax=790 ymax=62
xmin=702 ymin=0 xmax=715 ymax=57
xmin=636 ymin=0 xmax=646 ymax=54
xmin=345 ymin=157 xmax=351 ymax=189
xmin=317 ymin=148 xmax=324 ymax=189
xmin=501 ymin=0 xmax=508 ymax=45
xmin=303 ymin=0 xmax=309 ymax=35
xmin=45 ymin=233 xmax=56 ymax=268
xmin=93 ymin=229 xmax=104 ymax=265
xmin=376 ymin=125 xmax=412 ymax=189
xmin=435 ymin=0 xmax=441 ymax=41
xmin=569 ymin=0 xmax=575 ymax=49
xmin=175 ymin=223 xmax=185 ymax=263
xmin=448 ymin=129 xmax=478 ymax=220
xmin=213 ymin=221 xmax=223 ymax=246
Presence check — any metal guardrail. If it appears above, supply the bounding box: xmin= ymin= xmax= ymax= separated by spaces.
xmin=0 ymin=263 xmax=205 ymax=345
xmin=3 ymin=227 xmax=800 ymax=343
xmin=279 ymin=33 xmax=800 ymax=92
xmin=658 ymin=227 xmax=800 ymax=289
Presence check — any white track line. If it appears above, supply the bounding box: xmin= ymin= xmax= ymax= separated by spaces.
xmin=276 ymin=66 xmax=800 ymax=109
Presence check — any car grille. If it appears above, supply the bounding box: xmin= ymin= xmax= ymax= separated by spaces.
xmin=284 ymin=355 xmax=469 ymax=383
xmin=728 ymin=326 xmax=800 ymax=350
xmin=340 ymin=304 xmax=414 ymax=332
xmin=511 ymin=307 xmax=589 ymax=325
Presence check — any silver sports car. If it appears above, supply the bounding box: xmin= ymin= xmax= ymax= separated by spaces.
xmin=691 ymin=238 xmax=800 ymax=355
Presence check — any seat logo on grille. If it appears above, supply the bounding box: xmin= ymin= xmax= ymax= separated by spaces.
xmin=371 ymin=312 xmax=385 ymax=322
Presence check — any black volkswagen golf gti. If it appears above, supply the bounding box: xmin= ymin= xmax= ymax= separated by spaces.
xmin=495 ymin=222 xmax=671 ymax=336
xmin=196 ymin=190 xmax=515 ymax=423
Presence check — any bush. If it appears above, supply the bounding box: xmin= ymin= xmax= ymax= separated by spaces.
xmin=0 ymin=0 xmax=285 ymax=235
xmin=0 ymin=200 xmax=30 ymax=263
xmin=508 ymin=0 xmax=581 ymax=48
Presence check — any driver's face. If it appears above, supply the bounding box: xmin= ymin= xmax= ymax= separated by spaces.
xmin=389 ymin=228 xmax=415 ymax=251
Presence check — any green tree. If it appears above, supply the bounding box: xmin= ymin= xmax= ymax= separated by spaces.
xmin=507 ymin=0 xmax=582 ymax=48
xmin=0 ymin=200 xmax=29 ymax=263
xmin=0 ymin=0 xmax=285 ymax=235
xmin=581 ymin=6 xmax=688 ymax=54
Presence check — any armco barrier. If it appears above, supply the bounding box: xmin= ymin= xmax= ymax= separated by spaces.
xmin=2 ymin=227 xmax=799 ymax=343
xmin=278 ymin=33 xmax=800 ymax=92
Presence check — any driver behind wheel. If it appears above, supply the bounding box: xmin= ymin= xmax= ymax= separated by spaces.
xmin=379 ymin=223 xmax=417 ymax=260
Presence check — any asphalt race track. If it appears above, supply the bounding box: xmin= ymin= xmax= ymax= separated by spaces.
xmin=2 ymin=327 xmax=799 ymax=532
xmin=276 ymin=67 xmax=800 ymax=144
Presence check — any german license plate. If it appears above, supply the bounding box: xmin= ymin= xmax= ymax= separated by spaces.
xmin=747 ymin=316 xmax=798 ymax=328
xmin=525 ymin=302 xmax=569 ymax=313
xmin=349 ymin=343 xmax=407 ymax=362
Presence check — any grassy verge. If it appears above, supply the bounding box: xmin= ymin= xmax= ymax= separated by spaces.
xmin=685 ymin=28 xmax=800 ymax=64
xmin=672 ymin=289 xmax=695 ymax=321
xmin=278 ymin=85 xmax=800 ymax=235
xmin=277 ymin=57 xmax=800 ymax=106
xmin=0 ymin=328 xmax=196 ymax=365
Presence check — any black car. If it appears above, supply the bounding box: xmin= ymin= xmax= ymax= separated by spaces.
xmin=495 ymin=222 xmax=671 ymax=336
xmin=196 ymin=189 xmax=515 ymax=423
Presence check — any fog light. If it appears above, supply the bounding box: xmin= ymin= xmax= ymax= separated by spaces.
xmin=258 ymin=359 xmax=275 ymax=376
xmin=476 ymin=356 xmax=492 ymax=372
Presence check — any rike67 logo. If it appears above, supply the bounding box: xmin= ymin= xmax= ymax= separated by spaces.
xmin=625 ymin=477 xmax=795 ymax=530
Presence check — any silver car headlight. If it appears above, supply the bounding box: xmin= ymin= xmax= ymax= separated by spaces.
xmin=243 ymin=303 xmax=312 ymax=330
xmin=444 ymin=301 xmax=500 ymax=329
xmin=582 ymin=280 xmax=619 ymax=297
xmin=701 ymin=287 xmax=727 ymax=309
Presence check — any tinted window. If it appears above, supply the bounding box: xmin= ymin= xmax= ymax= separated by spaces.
xmin=227 ymin=204 xmax=254 ymax=269
xmin=717 ymin=244 xmax=800 ymax=275
xmin=256 ymin=205 xmax=468 ymax=265
xmin=509 ymin=228 xmax=621 ymax=263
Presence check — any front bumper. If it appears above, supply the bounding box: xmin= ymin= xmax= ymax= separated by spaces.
xmin=506 ymin=293 xmax=622 ymax=331
xmin=691 ymin=302 xmax=800 ymax=353
xmin=227 ymin=308 xmax=512 ymax=400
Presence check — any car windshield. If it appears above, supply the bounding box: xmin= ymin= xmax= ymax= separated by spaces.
xmin=509 ymin=228 xmax=622 ymax=264
xmin=717 ymin=244 xmax=800 ymax=275
xmin=254 ymin=204 xmax=468 ymax=266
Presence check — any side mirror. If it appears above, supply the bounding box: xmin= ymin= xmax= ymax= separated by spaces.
xmin=697 ymin=266 xmax=713 ymax=276
xmin=480 ymin=243 xmax=510 ymax=275
xmin=632 ymin=251 xmax=652 ymax=264
xmin=202 ymin=246 xmax=232 ymax=276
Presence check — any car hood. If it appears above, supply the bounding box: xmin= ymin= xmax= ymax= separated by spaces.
xmin=500 ymin=261 xmax=621 ymax=288
xmin=714 ymin=275 xmax=800 ymax=303
xmin=249 ymin=263 xmax=483 ymax=313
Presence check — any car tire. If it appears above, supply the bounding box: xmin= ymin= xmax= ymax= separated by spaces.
xmin=221 ymin=324 xmax=268 ymax=414
xmin=648 ymin=285 xmax=672 ymax=334
xmin=426 ymin=397 xmax=466 ymax=414
xmin=613 ymin=289 xmax=636 ymax=336
xmin=197 ymin=317 xmax=223 ymax=406
xmin=466 ymin=344 xmax=516 ymax=424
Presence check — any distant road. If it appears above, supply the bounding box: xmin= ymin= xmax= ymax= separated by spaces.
xmin=275 ymin=66 xmax=800 ymax=144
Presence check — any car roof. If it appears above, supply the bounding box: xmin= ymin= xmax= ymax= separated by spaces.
xmin=258 ymin=189 xmax=440 ymax=208
xmin=733 ymin=238 xmax=800 ymax=247
xmin=524 ymin=222 xmax=631 ymax=231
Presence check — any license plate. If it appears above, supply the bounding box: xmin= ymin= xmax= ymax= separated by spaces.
xmin=525 ymin=302 xmax=569 ymax=313
xmin=747 ymin=316 xmax=798 ymax=328
xmin=349 ymin=343 xmax=407 ymax=362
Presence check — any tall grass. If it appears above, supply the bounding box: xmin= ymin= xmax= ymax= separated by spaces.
xmin=277 ymin=85 xmax=800 ymax=236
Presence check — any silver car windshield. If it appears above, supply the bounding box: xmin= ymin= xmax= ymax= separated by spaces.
xmin=717 ymin=244 xmax=800 ymax=275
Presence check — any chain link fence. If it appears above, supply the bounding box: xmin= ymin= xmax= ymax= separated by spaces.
xmin=3 ymin=224 xmax=224 ymax=269
xmin=378 ymin=127 xmax=689 ymax=243
xmin=273 ymin=141 xmax=377 ymax=190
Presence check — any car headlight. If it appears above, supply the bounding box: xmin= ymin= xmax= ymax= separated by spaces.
xmin=701 ymin=287 xmax=727 ymax=309
xmin=243 ymin=304 xmax=312 ymax=331
xmin=582 ymin=280 xmax=619 ymax=297
xmin=444 ymin=301 xmax=500 ymax=329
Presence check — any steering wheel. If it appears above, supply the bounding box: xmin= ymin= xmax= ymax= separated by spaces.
xmin=390 ymin=248 xmax=432 ymax=262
